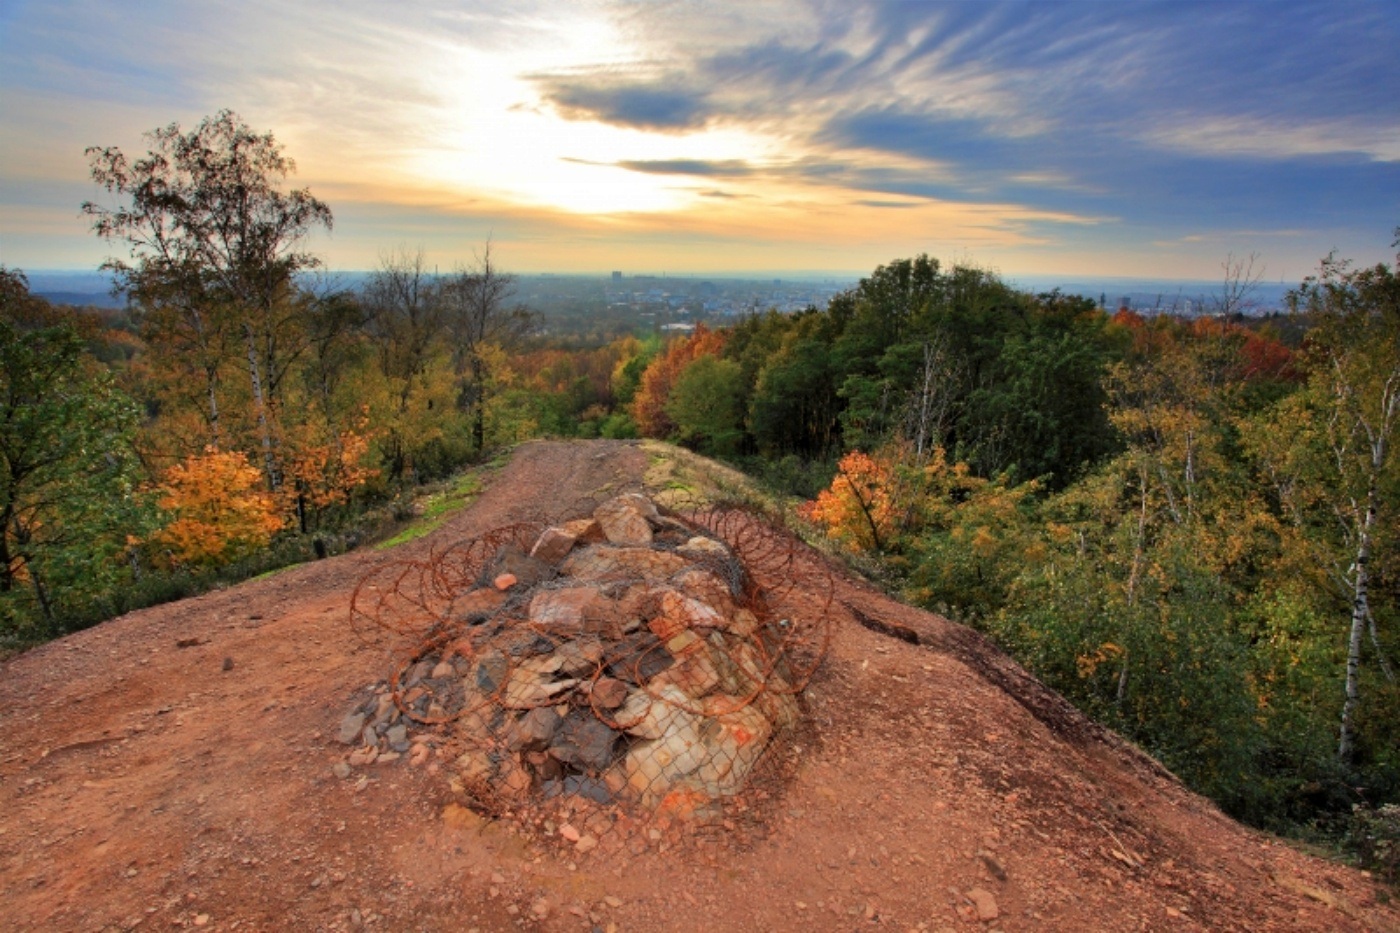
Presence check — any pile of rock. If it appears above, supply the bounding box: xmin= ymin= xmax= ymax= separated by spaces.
xmin=339 ymin=492 xmax=801 ymax=824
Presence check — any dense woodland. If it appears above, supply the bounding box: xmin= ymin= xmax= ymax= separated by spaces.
xmin=2 ymin=112 xmax=1397 ymax=874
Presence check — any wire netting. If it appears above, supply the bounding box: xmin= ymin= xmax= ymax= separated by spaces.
xmin=339 ymin=491 xmax=834 ymax=846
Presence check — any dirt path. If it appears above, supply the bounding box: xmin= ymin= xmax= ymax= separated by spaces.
xmin=2 ymin=439 xmax=1396 ymax=932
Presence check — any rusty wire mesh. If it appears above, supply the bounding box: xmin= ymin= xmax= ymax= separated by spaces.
xmin=339 ymin=491 xmax=835 ymax=847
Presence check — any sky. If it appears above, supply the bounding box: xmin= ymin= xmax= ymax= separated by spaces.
xmin=1 ymin=0 xmax=1397 ymax=281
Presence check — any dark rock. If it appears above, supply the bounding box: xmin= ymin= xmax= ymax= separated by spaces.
xmin=606 ymin=632 xmax=674 ymax=684
xmin=508 ymin=706 xmax=562 ymax=751
xmin=338 ymin=712 xmax=366 ymax=745
xmin=386 ymin=723 xmax=409 ymax=752
xmin=549 ymin=712 xmax=619 ymax=772
xmin=476 ymin=650 xmax=509 ymax=694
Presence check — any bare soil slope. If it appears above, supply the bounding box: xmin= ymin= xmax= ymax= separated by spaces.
xmin=2 ymin=439 xmax=1396 ymax=932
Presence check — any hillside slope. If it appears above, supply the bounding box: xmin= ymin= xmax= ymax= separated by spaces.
xmin=1 ymin=439 xmax=1395 ymax=932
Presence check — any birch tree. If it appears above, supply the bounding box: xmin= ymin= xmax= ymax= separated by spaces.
xmin=85 ymin=110 xmax=332 ymax=490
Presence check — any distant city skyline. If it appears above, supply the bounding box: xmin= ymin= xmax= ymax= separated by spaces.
xmin=2 ymin=1 xmax=1397 ymax=281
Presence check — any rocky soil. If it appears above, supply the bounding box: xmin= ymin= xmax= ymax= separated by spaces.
xmin=2 ymin=439 xmax=1397 ymax=932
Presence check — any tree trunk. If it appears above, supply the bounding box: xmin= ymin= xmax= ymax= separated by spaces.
xmin=242 ymin=322 xmax=281 ymax=491
xmin=1339 ymin=485 xmax=1376 ymax=764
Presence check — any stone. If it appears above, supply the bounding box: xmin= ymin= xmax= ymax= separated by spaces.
xmin=594 ymin=494 xmax=658 ymax=547
xmin=430 ymin=661 xmax=455 ymax=679
xmin=559 ymin=823 xmax=582 ymax=842
xmin=529 ymin=587 xmax=622 ymax=636
xmin=455 ymin=587 xmax=508 ymax=622
xmin=332 ymin=761 xmax=352 ymax=780
xmin=650 ymin=643 xmax=721 ymax=698
xmin=531 ymin=897 xmax=552 ymax=920
xmin=385 ymin=723 xmax=410 ymax=752
xmin=616 ymin=685 xmax=697 ymax=740
xmin=619 ymin=719 xmax=708 ymax=805
xmin=530 ymin=527 xmax=579 ymax=564
xmin=493 ymin=573 xmax=518 ymax=591
xmin=562 ymin=546 xmax=689 ymax=583
xmin=589 ymin=677 xmax=629 ymax=709
xmin=724 ymin=608 xmax=760 ymax=638
xmin=554 ymin=636 xmax=605 ymax=676
xmin=487 ymin=546 xmax=556 ymax=590
xmin=348 ymin=746 xmax=378 ymax=767
xmin=455 ymin=748 xmax=493 ymax=784
xmin=549 ymin=711 xmax=619 ymax=771
xmin=474 ymin=650 xmax=510 ymax=694
xmin=607 ymin=632 xmax=674 ymax=684
xmin=502 ymin=668 xmax=578 ymax=708
xmin=663 ymin=590 xmax=726 ymax=632
xmin=691 ymin=703 xmax=772 ymax=795
xmin=575 ymin=834 xmax=598 ymax=853
xmin=674 ymin=569 xmax=737 ymax=617
xmin=676 ymin=536 xmax=731 ymax=561
xmin=497 ymin=753 xmax=533 ymax=798
xmin=562 ymin=517 xmax=605 ymax=543
xmin=338 ymin=712 xmax=366 ymax=745
xmin=507 ymin=706 xmax=562 ymax=751
xmin=966 ymin=888 xmax=999 ymax=922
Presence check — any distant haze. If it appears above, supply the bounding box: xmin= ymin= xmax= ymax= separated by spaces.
xmin=23 ymin=269 xmax=1297 ymax=316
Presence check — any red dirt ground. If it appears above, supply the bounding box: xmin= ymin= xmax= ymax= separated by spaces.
xmin=2 ymin=439 xmax=1397 ymax=932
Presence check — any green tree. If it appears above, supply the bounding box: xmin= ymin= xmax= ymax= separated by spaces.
xmin=0 ymin=270 xmax=154 ymax=639
xmin=666 ymin=356 xmax=746 ymax=454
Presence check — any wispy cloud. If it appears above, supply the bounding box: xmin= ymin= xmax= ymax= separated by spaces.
xmin=1 ymin=0 xmax=1396 ymax=277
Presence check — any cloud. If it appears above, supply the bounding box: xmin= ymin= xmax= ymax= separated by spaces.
xmin=534 ymin=72 xmax=711 ymax=131
xmin=614 ymin=159 xmax=755 ymax=177
xmin=852 ymin=199 xmax=921 ymax=209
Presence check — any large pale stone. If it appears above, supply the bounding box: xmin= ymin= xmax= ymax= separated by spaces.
xmin=593 ymin=494 xmax=658 ymax=546
xmin=530 ymin=526 xmax=578 ymax=564
xmin=676 ymin=536 xmax=731 ymax=561
xmin=674 ymin=569 xmax=737 ymax=617
xmin=660 ymin=589 xmax=726 ymax=632
xmin=562 ymin=546 xmax=690 ymax=583
xmin=529 ymin=587 xmax=621 ymax=635
xmin=615 ymin=685 xmax=696 ymax=739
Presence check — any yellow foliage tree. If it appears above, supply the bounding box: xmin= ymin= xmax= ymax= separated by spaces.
xmin=801 ymin=449 xmax=902 ymax=552
xmin=149 ymin=448 xmax=284 ymax=569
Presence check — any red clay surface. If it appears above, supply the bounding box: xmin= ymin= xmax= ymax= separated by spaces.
xmin=2 ymin=439 xmax=1396 ymax=932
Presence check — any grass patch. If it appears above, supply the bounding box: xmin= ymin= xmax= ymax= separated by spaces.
xmin=376 ymin=470 xmax=484 ymax=550
xmin=251 ymin=563 xmax=300 ymax=582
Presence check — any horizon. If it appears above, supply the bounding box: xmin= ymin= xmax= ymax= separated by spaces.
xmin=3 ymin=1 xmax=1396 ymax=281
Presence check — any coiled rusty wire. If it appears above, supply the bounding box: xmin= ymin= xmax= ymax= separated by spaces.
xmin=343 ymin=492 xmax=835 ymax=832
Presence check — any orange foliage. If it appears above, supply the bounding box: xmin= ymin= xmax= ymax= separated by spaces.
xmin=631 ymin=324 xmax=727 ymax=437
xmin=800 ymin=449 xmax=900 ymax=552
xmin=149 ymin=447 xmax=284 ymax=569
xmin=284 ymin=422 xmax=379 ymax=510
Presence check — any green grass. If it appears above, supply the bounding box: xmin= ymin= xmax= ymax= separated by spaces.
xmin=376 ymin=471 xmax=484 ymax=550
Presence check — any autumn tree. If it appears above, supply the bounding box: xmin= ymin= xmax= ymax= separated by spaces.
xmin=148 ymin=448 xmax=284 ymax=570
xmin=1249 ymin=247 xmax=1400 ymax=764
xmin=439 ymin=243 xmax=536 ymax=452
xmin=85 ymin=110 xmax=333 ymax=490
xmin=631 ymin=323 xmax=726 ymax=438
